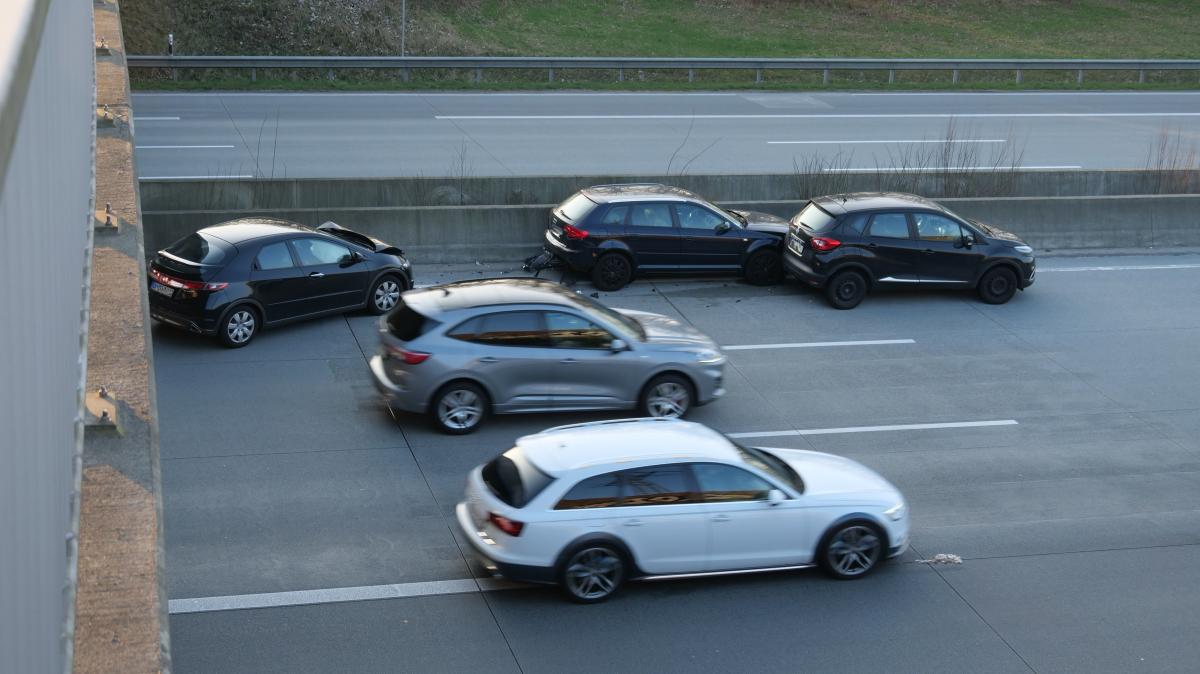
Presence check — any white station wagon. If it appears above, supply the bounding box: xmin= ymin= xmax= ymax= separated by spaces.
xmin=456 ymin=418 xmax=909 ymax=602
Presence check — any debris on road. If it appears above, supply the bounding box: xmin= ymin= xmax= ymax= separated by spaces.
xmin=916 ymin=553 xmax=963 ymax=565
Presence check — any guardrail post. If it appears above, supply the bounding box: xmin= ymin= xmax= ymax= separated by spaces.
xmin=888 ymin=69 xmax=895 ymax=84
xmin=755 ymin=68 xmax=763 ymax=84
xmin=822 ymin=68 xmax=830 ymax=85
xmin=1015 ymin=68 xmax=1023 ymax=84
xmin=548 ymin=66 xmax=555 ymax=83
xmin=688 ymin=68 xmax=694 ymax=83
xmin=1138 ymin=69 xmax=1146 ymax=83
xmin=250 ymin=67 xmax=256 ymax=83
xmin=327 ymin=68 xmax=334 ymax=81
xmin=402 ymin=67 xmax=410 ymax=83
xmin=474 ymin=67 xmax=482 ymax=83
xmin=618 ymin=67 xmax=624 ymax=82
xmin=952 ymin=68 xmax=959 ymax=84
xmin=1077 ymin=69 xmax=1084 ymax=84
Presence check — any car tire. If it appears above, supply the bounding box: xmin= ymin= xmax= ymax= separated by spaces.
xmin=977 ymin=266 xmax=1018 ymax=305
xmin=591 ymin=253 xmax=633 ymax=292
xmin=368 ymin=274 xmax=405 ymax=315
xmin=430 ymin=381 xmax=488 ymax=435
xmin=825 ymin=270 xmax=868 ymax=310
xmin=639 ymin=373 xmax=694 ymax=419
xmin=817 ymin=521 xmax=886 ymax=580
xmin=217 ymin=304 xmax=259 ymax=348
xmin=558 ymin=542 xmax=628 ymax=604
xmin=744 ymin=248 xmax=783 ymax=286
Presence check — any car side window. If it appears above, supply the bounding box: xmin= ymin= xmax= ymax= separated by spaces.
xmin=630 ymin=203 xmax=675 ymax=229
xmin=472 ymin=311 xmax=550 ymax=348
xmin=293 ymin=238 xmax=351 ymax=266
xmin=674 ymin=203 xmax=726 ymax=230
xmin=914 ymin=213 xmax=965 ymax=242
xmin=600 ymin=205 xmax=630 ymax=226
xmin=619 ymin=464 xmax=695 ymax=507
xmin=692 ymin=463 xmax=774 ymax=503
xmin=446 ymin=316 xmax=485 ymax=342
xmin=843 ymin=213 xmax=869 ymax=236
xmin=555 ymin=471 xmax=625 ymax=510
xmin=867 ymin=213 xmax=912 ymax=239
xmin=256 ymin=242 xmax=294 ymax=271
xmin=545 ymin=311 xmax=613 ymax=349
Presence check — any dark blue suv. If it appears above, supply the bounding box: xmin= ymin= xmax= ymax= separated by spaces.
xmin=542 ymin=184 xmax=788 ymax=291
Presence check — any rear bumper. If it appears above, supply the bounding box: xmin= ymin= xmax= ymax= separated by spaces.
xmin=783 ymin=251 xmax=828 ymax=288
xmin=544 ymin=230 xmax=595 ymax=271
xmin=148 ymin=299 xmax=218 ymax=335
xmin=455 ymin=503 xmax=556 ymax=584
xmin=369 ymin=354 xmax=426 ymax=414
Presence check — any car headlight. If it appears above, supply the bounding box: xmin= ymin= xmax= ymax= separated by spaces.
xmin=884 ymin=502 xmax=906 ymax=521
xmin=695 ymin=350 xmax=725 ymax=364
xmin=1013 ymin=245 xmax=1033 ymax=254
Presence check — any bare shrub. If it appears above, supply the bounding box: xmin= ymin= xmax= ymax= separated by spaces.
xmin=1144 ymin=125 xmax=1200 ymax=194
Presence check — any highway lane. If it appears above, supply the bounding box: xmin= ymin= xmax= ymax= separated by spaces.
xmin=154 ymin=252 xmax=1200 ymax=672
xmin=130 ymin=91 xmax=1200 ymax=178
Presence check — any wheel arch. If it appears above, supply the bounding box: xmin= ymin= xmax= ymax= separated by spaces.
xmin=825 ymin=262 xmax=875 ymax=290
xmin=639 ymin=369 xmax=699 ymax=404
xmin=427 ymin=376 xmax=495 ymax=413
xmin=973 ymin=259 xmax=1022 ymax=287
xmin=220 ymin=298 xmax=266 ymax=325
xmin=554 ymin=532 xmax=643 ymax=578
xmin=816 ymin=512 xmax=892 ymax=555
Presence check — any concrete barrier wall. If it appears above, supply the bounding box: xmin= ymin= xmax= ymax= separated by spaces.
xmin=141 ymin=172 xmax=1200 ymax=263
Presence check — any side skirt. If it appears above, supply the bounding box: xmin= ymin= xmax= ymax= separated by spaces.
xmin=640 ymin=564 xmax=815 ymax=582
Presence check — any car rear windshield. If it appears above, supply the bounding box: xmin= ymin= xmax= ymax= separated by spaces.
xmin=163 ymin=233 xmax=233 ymax=266
xmin=556 ymin=193 xmax=597 ymax=224
xmin=386 ymin=299 xmax=439 ymax=341
xmin=790 ymin=202 xmax=839 ymax=234
xmin=481 ymin=448 xmax=554 ymax=508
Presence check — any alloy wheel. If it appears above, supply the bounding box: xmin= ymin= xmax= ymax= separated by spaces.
xmin=226 ymin=310 xmax=255 ymax=344
xmin=374 ymin=279 xmax=401 ymax=312
xmin=438 ymin=389 xmax=482 ymax=430
xmin=646 ymin=381 xmax=690 ymax=418
xmin=826 ymin=525 xmax=882 ymax=577
xmin=565 ymin=547 xmax=622 ymax=600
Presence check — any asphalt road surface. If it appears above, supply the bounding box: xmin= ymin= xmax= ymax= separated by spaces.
xmin=131 ymin=91 xmax=1200 ymax=179
xmin=156 ymin=251 xmax=1200 ymax=673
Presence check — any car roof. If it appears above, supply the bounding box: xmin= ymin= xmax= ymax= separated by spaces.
xmin=581 ymin=183 xmax=702 ymax=204
xmin=199 ymin=218 xmax=311 ymax=244
xmin=517 ymin=419 xmax=740 ymax=476
xmin=403 ymin=278 xmax=594 ymax=316
xmin=810 ymin=192 xmax=947 ymax=216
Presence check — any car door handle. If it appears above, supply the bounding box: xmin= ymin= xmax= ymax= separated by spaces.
xmin=623 ymin=519 xmax=645 ymax=527
xmin=309 ymin=272 xmax=325 ymax=278
xmin=867 ymin=243 xmax=878 ymax=248
xmin=559 ymin=358 xmax=577 ymax=364
xmin=711 ymin=514 xmax=731 ymax=522
xmin=478 ymin=356 xmax=499 ymax=364
xmin=922 ymin=249 xmax=935 ymax=255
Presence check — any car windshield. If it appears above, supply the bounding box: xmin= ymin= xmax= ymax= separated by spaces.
xmin=791 ymin=202 xmax=838 ymax=234
xmin=732 ymin=441 xmax=805 ymax=493
xmin=566 ymin=293 xmax=647 ymax=341
xmin=556 ymin=193 xmax=597 ymax=223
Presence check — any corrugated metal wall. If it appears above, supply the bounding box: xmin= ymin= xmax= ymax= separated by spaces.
xmin=0 ymin=0 xmax=95 ymax=671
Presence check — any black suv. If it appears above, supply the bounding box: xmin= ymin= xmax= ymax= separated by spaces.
xmin=542 ymin=184 xmax=788 ymax=291
xmin=783 ymin=193 xmax=1036 ymax=309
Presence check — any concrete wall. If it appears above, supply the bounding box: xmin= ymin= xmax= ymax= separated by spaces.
xmin=0 ymin=1 xmax=95 ymax=672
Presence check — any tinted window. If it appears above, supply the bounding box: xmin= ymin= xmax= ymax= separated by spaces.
xmin=693 ymin=463 xmax=774 ymax=503
xmin=293 ymin=238 xmax=351 ymax=266
xmin=386 ymin=299 xmax=438 ymax=341
xmin=545 ymin=311 xmax=613 ymax=349
xmin=620 ymin=464 xmax=695 ymax=507
xmin=600 ymin=205 xmax=629 ymax=226
xmin=555 ymin=471 xmax=624 ymax=510
xmin=256 ymin=242 xmax=294 ymax=270
xmin=482 ymin=448 xmax=554 ymax=508
xmin=557 ymin=193 xmax=598 ymax=223
xmin=630 ymin=203 xmax=674 ymax=229
xmin=446 ymin=316 xmax=485 ymax=342
xmin=475 ymin=311 xmax=549 ymax=347
xmin=867 ymin=213 xmax=911 ymax=239
xmin=164 ymin=232 xmax=231 ymax=266
xmin=674 ymin=203 xmax=726 ymax=230
xmin=914 ymin=213 xmax=965 ymax=242
xmin=843 ymin=213 xmax=869 ymax=236
xmin=792 ymin=202 xmax=839 ymax=234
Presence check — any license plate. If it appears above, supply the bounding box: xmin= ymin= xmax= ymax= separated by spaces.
xmin=788 ymin=237 xmax=804 ymax=255
xmin=150 ymin=281 xmax=174 ymax=297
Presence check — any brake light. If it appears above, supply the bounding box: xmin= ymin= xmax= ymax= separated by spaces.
xmin=563 ymin=224 xmax=589 ymax=240
xmin=488 ymin=512 xmax=524 ymax=537
xmin=150 ymin=266 xmax=227 ymax=291
xmin=810 ymin=237 xmax=841 ymax=252
xmin=386 ymin=343 xmax=431 ymax=364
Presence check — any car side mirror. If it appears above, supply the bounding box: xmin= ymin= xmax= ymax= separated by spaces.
xmin=767 ymin=489 xmax=785 ymax=506
xmin=958 ymin=233 xmax=975 ymax=249
xmin=715 ymin=222 xmax=732 ymax=235
xmin=610 ymin=338 xmax=628 ymax=353
xmin=341 ymin=251 xmax=364 ymax=266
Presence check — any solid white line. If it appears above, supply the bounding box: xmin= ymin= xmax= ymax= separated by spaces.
xmin=169 ymin=577 xmax=519 ymax=614
xmin=723 ymin=339 xmax=915 ymax=351
xmin=824 ymin=165 xmax=1081 ymax=172
xmin=133 ymin=116 xmax=181 ymax=121
xmin=768 ymin=139 xmax=1006 ymax=145
xmin=727 ymin=419 xmax=1019 ymax=439
xmin=1039 ymin=263 xmax=1200 ymax=272
xmin=133 ymin=91 xmax=740 ymax=98
xmin=436 ymin=112 xmax=1200 ymax=120
xmin=135 ymin=144 xmax=236 ymax=149
xmin=139 ymin=175 xmax=255 ymax=180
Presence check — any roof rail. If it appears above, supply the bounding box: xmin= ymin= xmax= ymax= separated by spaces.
xmin=585 ymin=182 xmax=669 ymax=190
xmin=538 ymin=417 xmax=681 ymax=435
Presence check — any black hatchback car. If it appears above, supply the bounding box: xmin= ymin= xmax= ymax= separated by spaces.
xmin=783 ymin=193 xmax=1036 ymax=309
xmin=148 ymin=218 xmax=413 ymax=347
xmin=541 ymin=184 xmax=788 ymax=291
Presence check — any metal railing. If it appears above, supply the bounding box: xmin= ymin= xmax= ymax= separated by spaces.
xmin=127 ymin=55 xmax=1200 ymax=85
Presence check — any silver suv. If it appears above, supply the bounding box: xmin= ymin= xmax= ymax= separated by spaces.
xmin=369 ymin=278 xmax=726 ymax=434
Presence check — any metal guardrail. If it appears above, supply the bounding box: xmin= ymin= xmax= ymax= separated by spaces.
xmin=127 ymin=55 xmax=1200 ymax=85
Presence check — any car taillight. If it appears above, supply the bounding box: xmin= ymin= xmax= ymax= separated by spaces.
xmin=150 ymin=267 xmax=226 ymax=291
xmin=488 ymin=512 xmax=524 ymax=537
xmin=386 ymin=343 xmax=431 ymax=364
xmin=810 ymin=237 xmax=841 ymax=252
xmin=563 ymin=224 xmax=589 ymax=240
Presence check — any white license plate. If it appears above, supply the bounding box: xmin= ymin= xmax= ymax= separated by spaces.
xmin=789 ymin=237 xmax=804 ymax=255
xmin=150 ymin=281 xmax=174 ymax=297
